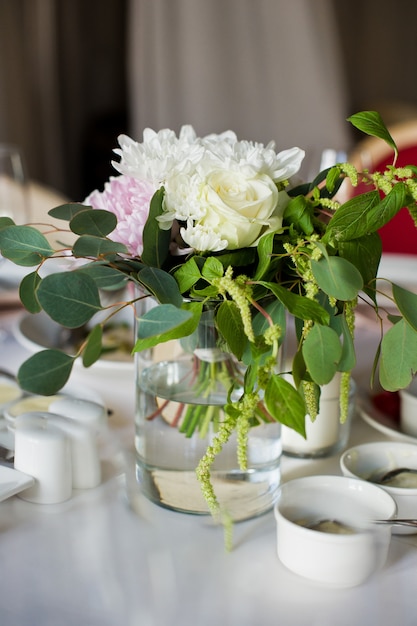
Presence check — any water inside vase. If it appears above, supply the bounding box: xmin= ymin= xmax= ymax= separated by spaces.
xmin=134 ymin=358 xmax=282 ymax=521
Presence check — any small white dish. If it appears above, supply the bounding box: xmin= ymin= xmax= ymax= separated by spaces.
xmin=340 ymin=441 xmax=417 ymax=535
xmin=0 ymin=464 xmax=35 ymax=501
xmin=274 ymin=475 xmax=396 ymax=588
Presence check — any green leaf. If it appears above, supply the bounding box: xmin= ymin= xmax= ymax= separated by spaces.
xmin=379 ymin=319 xmax=417 ymax=390
xmin=137 ymin=266 xmax=183 ymax=306
xmin=37 ymin=272 xmax=102 ymax=328
xmin=338 ymin=233 xmax=382 ymax=302
xmin=19 ymin=271 xmax=42 ymax=313
xmin=173 ymin=257 xmax=202 ymax=293
xmin=392 ymin=283 xmax=417 ymax=331
xmin=48 ymin=202 xmax=91 ymax=221
xmin=134 ymin=301 xmax=203 ymax=351
xmin=216 ymin=300 xmax=246 ymax=360
xmin=82 ymin=325 xmax=103 ymax=367
xmin=347 ymin=111 xmax=398 ymax=161
xmin=141 ymin=188 xmax=171 ymax=268
xmin=259 ymin=281 xmax=330 ymax=325
xmin=283 ymin=196 xmax=314 ymax=236
xmin=323 ymin=191 xmax=380 ymax=243
xmin=77 ymin=264 xmax=129 ymax=290
xmin=264 ymin=375 xmax=306 ymax=437
xmin=338 ymin=315 xmax=356 ymax=372
xmin=18 ymin=350 xmax=75 ymax=395
xmin=214 ymin=248 xmax=257 ymax=269
xmin=72 ymin=235 xmax=128 ymax=258
xmin=70 ymin=209 xmax=117 ymax=237
xmin=0 ymin=217 xmax=15 ymax=229
xmin=311 ymin=256 xmax=363 ymax=301
xmin=202 ymin=256 xmax=224 ymax=280
xmin=366 ymin=183 xmax=410 ymax=232
xmin=302 ymin=324 xmax=342 ymax=385
xmin=253 ymin=232 xmax=274 ymax=280
xmin=0 ymin=225 xmax=54 ymax=265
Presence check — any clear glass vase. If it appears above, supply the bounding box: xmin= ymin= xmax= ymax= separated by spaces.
xmin=134 ymin=295 xmax=282 ymax=521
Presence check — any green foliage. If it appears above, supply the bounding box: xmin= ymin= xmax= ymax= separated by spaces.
xmin=18 ymin=350 xmax=75 ymax=395
xmin=1 ymin=108 xmax=417 ymax=433
xmin=347 ymin=111 xmax=398 ymax=161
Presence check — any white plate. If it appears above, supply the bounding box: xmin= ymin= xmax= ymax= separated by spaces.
xmin=358 ymin=393 xmax=417 ymax=444
xmin=378 ymin=253 xmax=417 ymax=288
xmin=13 ymin=311 xmax=134 ymax=372
xmin=0 ymin=464 xmax=34 ymax=501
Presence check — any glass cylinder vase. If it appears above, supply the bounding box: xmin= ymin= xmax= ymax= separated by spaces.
xmin=134 ymin=296 xmax=282 ymax=521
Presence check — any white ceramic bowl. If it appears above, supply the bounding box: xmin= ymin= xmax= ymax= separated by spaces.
xmin=274 ymin=475 xmax=396 ymax=588
xmin=340 ymin=441 xmax=417 ymax=533
xmin=13 ymin=310 xmax=134 ymax=376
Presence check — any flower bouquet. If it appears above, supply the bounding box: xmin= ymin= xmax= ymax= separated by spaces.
xmin=1 ymin=111 xmax=417 ymax=531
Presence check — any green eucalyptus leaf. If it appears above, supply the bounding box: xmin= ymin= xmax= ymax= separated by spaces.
xmin=141 ymin=188 xmax=171 ymax=268
xmin=69 ymin=209 xmax=117 ymax=237
xmin=347 ymin=111 xmax=397 ymax=159
xmin=77 ymin=264 xmax=129 ymax=290
xmin=302 ymin=324 xmax=342 ymax=385
xmin=366 ymin=183 xmax=410 ymax=232
xmin=392 ymin=283 xmax=417 ymax=331
xmin=37 ymin=272 xmax=102 ymax=327
xmin=379 ymin=318 xmax=417 ymax=390
xmin=48 ymin=202 xmax=91 ymax=221
xmin=138 ymin=266 xmax=183 ymax=306
xmin=0 ymin=225 xmax=54 ymax=265
xmin=216 ymin=300 xmax=245 ymax=360
xmin=0 ymin=217 xmax=15 ymax=229
xmin=134 ymin=301 xmax=202 ymax=351
xmin=18 ymin=350 xmax=75 ymax=395
xmin=19 ymin=271 xmax=41 ymax=313
xmin=259 ymin=281 xmax=330 ymax=325
xmin=264 ymin=375 xmax=306 ymax=437
xmin=173 ymin=257 xmax=202 ymax=293
xmin=82 ymin=325 xmax=103 ymax=367
xmin=72 ymin=235 xmax=128 ymax=258
xmin=311 ymin=256 xmax=363 ymax=301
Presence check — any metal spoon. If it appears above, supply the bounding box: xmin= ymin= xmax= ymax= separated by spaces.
xmin=375 ymin=467 xmax=417 ymax=484
xmin=305 ymin=518 xmax=417 ymax=532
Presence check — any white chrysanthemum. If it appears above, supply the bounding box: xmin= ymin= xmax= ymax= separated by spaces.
xmin=112 ymin=125 xmax=204 ymax=185
xmin=180 ymin=222 xmax=228 ymax=253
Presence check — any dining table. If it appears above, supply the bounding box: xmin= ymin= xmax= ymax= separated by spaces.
xmin=0 ymin=187 xmax=417 ymax=625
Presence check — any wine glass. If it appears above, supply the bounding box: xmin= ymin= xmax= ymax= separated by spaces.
xmin=0 ymin=144 xmax=30 ymax=224
xmin=0 ymin=145 xmax=30 ymax=301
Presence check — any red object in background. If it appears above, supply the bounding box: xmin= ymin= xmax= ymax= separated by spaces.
xmin=372 ymin=390 xmax=400 ymax=422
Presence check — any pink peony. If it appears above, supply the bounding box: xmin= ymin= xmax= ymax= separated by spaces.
xmin=85 ymin=175 xmax=156 ymax=257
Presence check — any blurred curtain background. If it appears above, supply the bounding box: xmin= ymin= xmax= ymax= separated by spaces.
xmin=1 ymin=0 xmax=416 ymax=202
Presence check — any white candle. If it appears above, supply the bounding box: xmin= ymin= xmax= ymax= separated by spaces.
xmin=14 ymin=414 xmax=72 ymax=504
xmin=48 ymin=396 xmax=106 ymax=430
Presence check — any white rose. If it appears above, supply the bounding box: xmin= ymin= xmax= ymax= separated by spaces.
xmin=180 ymin=169 xmax=285 ymax=251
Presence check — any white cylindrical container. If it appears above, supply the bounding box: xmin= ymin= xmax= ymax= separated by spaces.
xmin=47 ymin=414 xmax=101 ymax=489
xmin=281 ymin=375 xmax=355 ymax=458
xmin=14 ymin=414 xmax=72 ymax=504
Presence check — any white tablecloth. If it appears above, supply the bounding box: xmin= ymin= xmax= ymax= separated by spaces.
xmin=0 ymin=302 xmax=416 ymax=625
